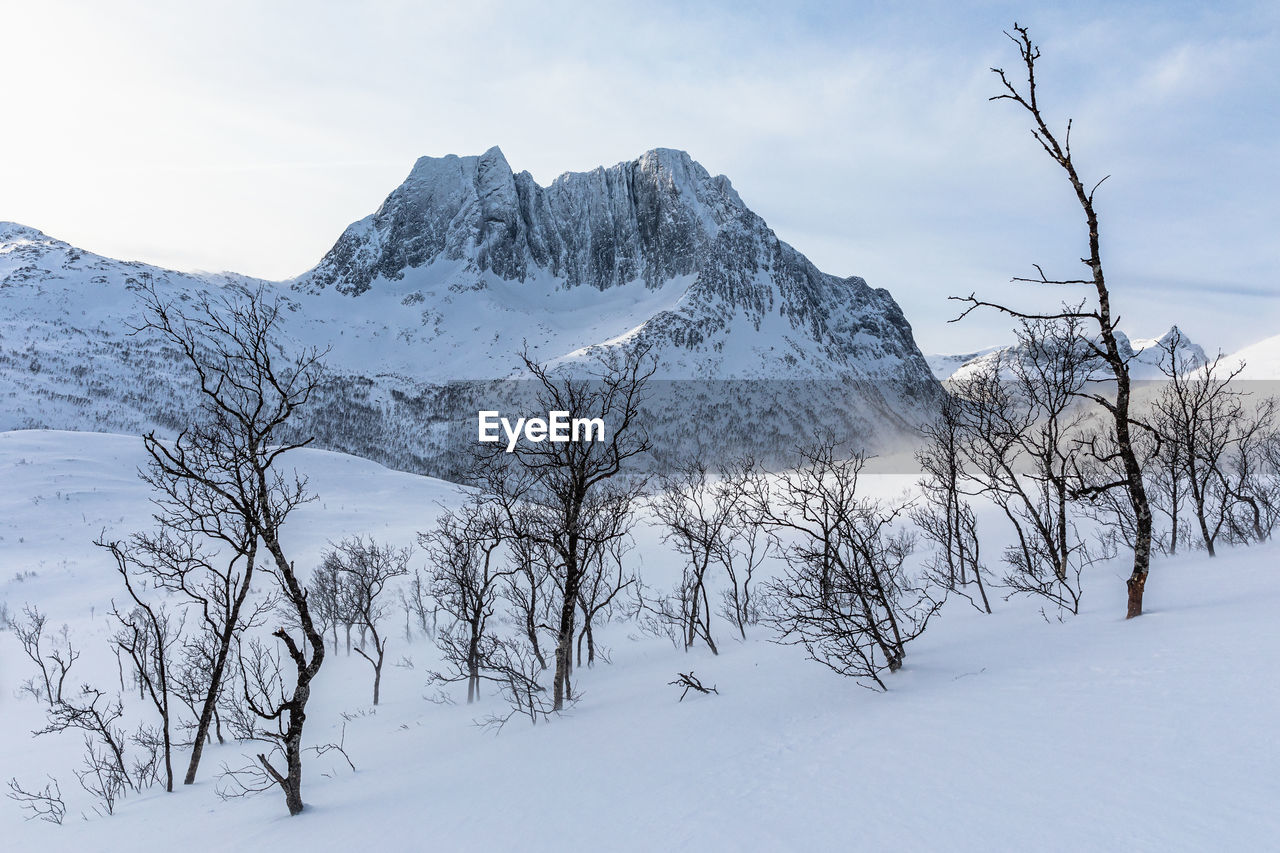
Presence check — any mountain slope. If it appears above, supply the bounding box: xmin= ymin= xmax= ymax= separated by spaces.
xmin=1233 ymin=331 xmax=1280 ymax=381
xmin=0 ymin=148 xmax=939 ymax=475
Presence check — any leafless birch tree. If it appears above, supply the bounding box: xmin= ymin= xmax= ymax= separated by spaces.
xmin=952 ymin=24 xmax=1155 ymax=618
xmin=471 ymin=345 xmax=654 ymax=710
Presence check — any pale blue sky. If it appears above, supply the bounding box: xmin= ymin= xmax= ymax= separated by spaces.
xmin=1 ymin=0 xmax=1276 ymax=353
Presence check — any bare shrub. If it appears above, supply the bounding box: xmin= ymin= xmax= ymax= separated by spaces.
xmin=325 ymin=537 xmax=410 ymax=705
xmin=912 ymin=393 xmax=992 ymax=613
xmin=755 ymin=439 xmax=941 ymax=690
xmin=6 ymin=776 xmax=66 ymax=825
xmin=420 ymin=499 xmax=511 ymax=703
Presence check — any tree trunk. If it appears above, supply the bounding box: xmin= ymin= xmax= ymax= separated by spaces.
xmin=161 ymin=705 xmax=174 ymax=792
xmin=184 ymin=625 xmax=234 ymax=785
xmin=468 ymin=622 xmax=482 ymax=703
xmin=552 ymin=567 xmax=581 ymax=711
xmin=1118 ymin=389 xmax=1154 ymax=618
xmin=1125 ymin=570 xmax=1147 ymax=620
xmin=284 ymin=743 xmax=304 ymax=816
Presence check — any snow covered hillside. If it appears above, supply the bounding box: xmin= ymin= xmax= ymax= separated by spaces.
xmin=0 ymin=149 xmax=940 ymax=478
xmin=2 ymin=429 xmax=1278 ymax=851
xmin=1233 ymin=331 xmax=1280 ymax=381
xmin=925 ymin=346 xmax=1003 ymax=381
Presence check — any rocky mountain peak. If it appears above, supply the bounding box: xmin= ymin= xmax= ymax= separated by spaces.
xmin=295 ymin=148 xmax=756 ymax=296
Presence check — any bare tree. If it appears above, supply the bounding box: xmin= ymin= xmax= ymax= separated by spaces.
xmin=651 ymin=459 xmax=738 ymax=654
xmin=6 ymin=776 xmax=65 ymax=825
xmin=473 ymin=639 xmax=559 ymax=731
xmin=130 ymin=523 xmax=275 ymax=784
xmin=76 ymin=735 xmax=130 ymax=816
xmin=912 ymin=393 xmax=992 ymax=613
xmin=574 ymin=501 xmax=638 ymax=667
xmin=718 ymin=457 xmax=770 ymax=638
xmin=754 ymin=439 xmax=940 ymax=690
xmin=1148 ymin=337 xmax=1278 ymax=554
xmin=134 ymin=282 xmax=322 ymax=786
xmin=502 ymin=528 xmax=555 ymax=671
xmin=472 ymin=345 xmax=655 ymax=710
xmin=421 ymin=500 xmax=511 ymax=703
xmin=1141 ymin=417 xmax=1186 ymax=556
xmin=1255 ymin=417 xmax=1280 ymax=536
xmin=952 ymin=24 xmax=1155 ymax=618
xmin=14 ymin=612 xmax=148 ymax=812
xmin=1223 ymin=398 xmax=1280 ymax=543
xmin=138 ymin=283 xmax=327 ymax=814
xmin=99 ymin=537 xmax=185 ymax=793
xmin=326 ymin=537 xmax=411 ymax=705
xmin=951 ymin=319 xmax=1097 ymax=614
xmin=37 ymin=684 xmax=136 ymax=806
xmin=415 ymin=503 xmax=560 ymax=729
xmin=399 ymin=566 xmax=439 ymax=641
xmin=11 ymin=604 xmax=78 ymax=708
xmin=1156 ymin=348 xmax=1239 ymax=555
xmin=308 ymin=554 xmax=355 ymax=654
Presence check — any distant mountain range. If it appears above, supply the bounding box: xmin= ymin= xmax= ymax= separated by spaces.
xmin=928 ymin=326 xmax=1210 ymax=382
xmin=0 ymin=148 xmax=940 ymax=476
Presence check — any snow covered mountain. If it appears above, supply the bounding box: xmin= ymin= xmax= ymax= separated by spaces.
xmin=0 ymin=149 xmax=939 ymax=476
xmin=925 ymin=346 xmax=1003 ymax=381
xmin=938 ymin=326 xmax=1209 ymax=382
xmin=1232 ymin=331 xmax=1280 ymax=381
xmin=293 ymin=146 xmax=933 ymax=383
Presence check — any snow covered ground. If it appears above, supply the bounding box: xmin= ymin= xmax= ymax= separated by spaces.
xmin=2 ymin=429 xmax=1278 ymax=851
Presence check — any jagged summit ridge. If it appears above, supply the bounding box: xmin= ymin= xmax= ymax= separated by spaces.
xmin=298 ymin=147 xmax=749 ymax=296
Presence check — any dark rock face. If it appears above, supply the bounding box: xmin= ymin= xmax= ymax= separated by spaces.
xmin=304 ymin=148 xmax=717 ymax=295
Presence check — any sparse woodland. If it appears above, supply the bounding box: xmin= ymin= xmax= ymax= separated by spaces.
xmin=6 ymin=23 xmax=1280 ymax=836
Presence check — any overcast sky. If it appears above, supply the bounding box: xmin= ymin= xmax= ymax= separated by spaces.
xmin=2 ymin=0 xmax=1276 ymax=354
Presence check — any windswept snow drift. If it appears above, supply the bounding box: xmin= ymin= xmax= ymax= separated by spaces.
xmin=1 ymin=429 xmax=1278 ymax=851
